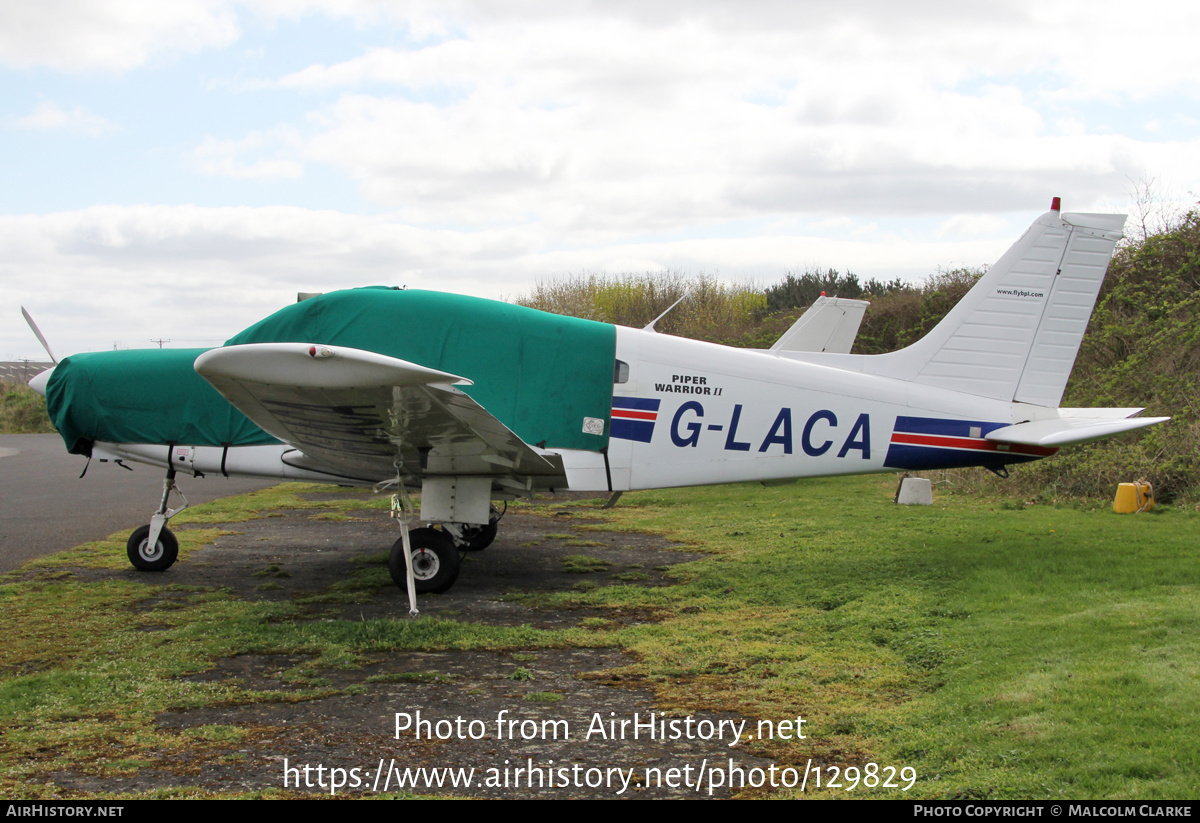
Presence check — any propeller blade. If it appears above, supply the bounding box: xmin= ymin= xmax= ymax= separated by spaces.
xmin=21 ymin=307 xmax=58 ymax=364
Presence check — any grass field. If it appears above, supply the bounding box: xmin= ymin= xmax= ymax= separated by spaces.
xmin=1 ymin=476 xmax=1196 ymax=799
xmin=588 ymin=477 xmax=1200 ymax=798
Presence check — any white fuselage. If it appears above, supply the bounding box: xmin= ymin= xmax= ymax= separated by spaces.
xmin=85 ymin=326 xmax=1046 ymax=496
xmin=603 ymin=326 xmax=1020 ymax=491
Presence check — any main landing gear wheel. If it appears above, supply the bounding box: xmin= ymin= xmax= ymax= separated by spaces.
xmin=389 ymin=527 xmax=461 ymax=594
xmin=457 ymin=519 xmax=498 ymax=552
xmin=126 ymin=524 xmax=179 ymax=572
xmin=452 ymin=503 xmax=505 ymax=552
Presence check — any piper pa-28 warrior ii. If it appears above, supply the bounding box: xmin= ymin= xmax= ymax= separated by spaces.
xmin=26 ymin=199 xmax=1168 ymax=608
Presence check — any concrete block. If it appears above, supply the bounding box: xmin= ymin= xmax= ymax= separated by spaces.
xmin=896 ymin=476 xmax=933 ymax=505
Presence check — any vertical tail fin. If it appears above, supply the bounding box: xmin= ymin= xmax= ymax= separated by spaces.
xmin=866 ymin=204 xmax=1126 ymax=407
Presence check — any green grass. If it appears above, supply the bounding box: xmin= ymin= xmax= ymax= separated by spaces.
xmin=365 ymin=671 xmax=452 ymax=684
xmin=0 ymin=484 xmax=598 ymax=798
xmin=560 ymin=555 xmax=612 ymax=574
xmin=579 ymin=475 xmax=1200 ymax=798
xmin=169 ymin=483 xmax=378 ymax=525
xmin=1 ymin=477 xmax=1198 ymax=798
xmin=0 ymin=382 xmax=55 ymax=433
xmin=524 ymin=691 xmax=563 ymax=703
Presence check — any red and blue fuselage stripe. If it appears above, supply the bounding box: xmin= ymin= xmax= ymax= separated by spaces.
xmin=883 ymin=416 xmax=1056 ymax=470
xmin=611 ymin=397 xmax=661 ymax=443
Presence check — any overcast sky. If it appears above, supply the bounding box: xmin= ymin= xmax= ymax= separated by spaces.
xmin=3 ymin=0 xmax=1197 ymax=359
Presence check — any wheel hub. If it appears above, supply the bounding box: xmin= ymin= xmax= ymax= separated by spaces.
xmin=411 ymin=548 xmax=440 ymax=580
xmin=139 ymin=540 xmax=163 ymax=562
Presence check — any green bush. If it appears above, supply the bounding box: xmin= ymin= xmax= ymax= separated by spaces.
xmin=516 ymin=271 xmax=765 ymax=343
xmin=0 ymin=382 xmax=56 ymax=434
xmin=1018 ymin=212 xmax=1200 ymax=502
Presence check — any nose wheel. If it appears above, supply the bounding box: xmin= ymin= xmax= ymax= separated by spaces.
xmin=126 ymin=524 xmax=179 ymax=571
xmin=126 ymin=463 xmax=188 ymax=572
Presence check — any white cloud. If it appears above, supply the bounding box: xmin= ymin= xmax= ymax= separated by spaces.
xmin=4 ymin=1 xmax=1199 ymax=365
xmin=206 ymin=2 xmax=1193 ymax=236
xmin=7 ymin=0 xmax=1200 ymax=101
xmin=13 ymin=101 xmax=122 ymax=136
xmin=271 ymin=2 xmax=1200 ymax=103
xmin=0 ymin=0 xmax=240 ymax=72
xmin=0 ymin=203 xmax=1028 ymax=359
xmin=936 ymin=214 xmax=1012 ymax=239
xmin=192 ymin=128 xmax=305 ymax=179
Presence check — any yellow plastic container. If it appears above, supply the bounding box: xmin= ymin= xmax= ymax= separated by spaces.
xmin=1113 ymin=481 xmax=1154 ymax=513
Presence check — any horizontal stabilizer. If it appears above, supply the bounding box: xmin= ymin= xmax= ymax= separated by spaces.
xmin=986 ymin=412 xmax=1170 ymax=448
xmin=770 ymin=296 xmax=870 ymax=354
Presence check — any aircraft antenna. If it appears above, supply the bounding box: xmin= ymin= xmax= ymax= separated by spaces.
xmin=644 ymin=290 xmax=693 ymax=332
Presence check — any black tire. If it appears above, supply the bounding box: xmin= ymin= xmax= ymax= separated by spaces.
xmin=126 ymin=524 xmax=179 ymax=572
xmin=389 ymin=527 xmax=460 ymax=594
xmin=458 ymin=519 xmax=498 ymax=552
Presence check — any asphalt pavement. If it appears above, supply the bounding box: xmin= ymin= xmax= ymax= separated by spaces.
xmin=0 ymin=433 xmax=274 ymax=573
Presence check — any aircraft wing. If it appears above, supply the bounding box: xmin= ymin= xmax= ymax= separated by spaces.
xmin=193 ymin=343 xmax=561 ymax=483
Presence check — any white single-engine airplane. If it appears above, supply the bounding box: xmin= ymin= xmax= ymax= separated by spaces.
xmin=26 ymin=199 xmax=1167 ymax=603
